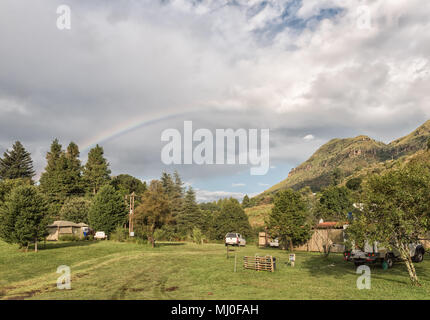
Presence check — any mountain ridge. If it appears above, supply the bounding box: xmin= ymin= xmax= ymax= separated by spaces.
xmin=263 ymin=120 xmax=430 ymax=195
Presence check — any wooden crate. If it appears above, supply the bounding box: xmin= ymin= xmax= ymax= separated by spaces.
xmin=243 ymin=256 xmax=275 ymax=272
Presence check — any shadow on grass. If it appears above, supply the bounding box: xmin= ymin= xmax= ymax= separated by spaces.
xmin=154 ymin=242 xmax=186 ymax=247
xmin=31 ymin=240 xmax=98 ymax=250
xmin=299 ymin=252 xmax=430 ymax=285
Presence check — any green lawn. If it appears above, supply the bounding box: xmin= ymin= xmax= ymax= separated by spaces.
xmin=1 ymin=240 xmax=430 ymax=300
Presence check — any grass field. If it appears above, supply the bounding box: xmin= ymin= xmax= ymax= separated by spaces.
xmin=1 ymin=240 xmax=430 ymax=300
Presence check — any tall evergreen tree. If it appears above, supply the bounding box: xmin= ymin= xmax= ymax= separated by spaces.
xmin=0 ymin=141 xmax=35 ymax=180
xmin=267 ymin=189 xmax=312 ymax=251
xmin=0 ymin=185 xmax=49 ymax=252
xmin=171 ymin=170 xmax=185 ymax=224
xmin=39 ymin=139 xmax=64 ymax=219
xmin=88 ymin=185 xmax=127 ymax=235
xmin=83 ymin=145 xmax=111 ymax=195
xmin=177 ymin=187 xmax=202 ymax=236
xmin=213 ymin=198 xmax=252 ymax=240
xmin=160 ymin=172 xmax=174 ymax=196
xmin=242 ymin=195 xmax=251 ymax=208
xmin=39 ymin=140 xmax=84 ymax=220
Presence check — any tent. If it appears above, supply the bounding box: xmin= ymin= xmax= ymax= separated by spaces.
xmin=46 ymin=221 xmax=89 ymax=241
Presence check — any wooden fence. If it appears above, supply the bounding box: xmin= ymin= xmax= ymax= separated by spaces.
xmin=243 ymin=256 xmax=275 ymax=272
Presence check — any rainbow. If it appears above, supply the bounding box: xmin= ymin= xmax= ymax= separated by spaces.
xmin=80 ymin=111 xmax=192 ymax=153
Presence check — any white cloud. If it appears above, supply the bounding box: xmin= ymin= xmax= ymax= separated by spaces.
xmin=232 ymin=183 xmax=246 ymax=187
xmin=303 ymin=134 xmax=315 ymax=141
xmin=195 ymin=189 xmax=246 ymax=203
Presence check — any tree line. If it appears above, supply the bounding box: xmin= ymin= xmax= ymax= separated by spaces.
xmin=0 ymin=140 xmax=252 ymax=250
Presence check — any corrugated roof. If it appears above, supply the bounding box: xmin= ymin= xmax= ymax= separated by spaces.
xmin=315 ymin=221 xmax=347 ymax=229
xmin=47 ymin=220 xmax=82 ymax=228
xmin=76 ymin=222 xmax=89 ymax=227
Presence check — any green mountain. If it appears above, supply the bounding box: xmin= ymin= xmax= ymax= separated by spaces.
xmin=264 ymin=120 xmax=430 ymax=194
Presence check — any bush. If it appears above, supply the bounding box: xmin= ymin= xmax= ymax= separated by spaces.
xmin=59 ymin=234 xmax=80 ymax=242
xmin=110 ymin=226 xmax=128 ymax=242
xmin=192 ymin=227 xmax=203 ymax=245
xmin=153 ymin=225 xmax=177 ymax=241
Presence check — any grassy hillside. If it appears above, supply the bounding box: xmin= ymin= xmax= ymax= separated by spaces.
xmin=263 ymin=120 xmax=430 ymax=195
xmin=2 ymin=240 xmax=430 ymax=300
xmin=245 ymin=204 xmax=273 ymax=228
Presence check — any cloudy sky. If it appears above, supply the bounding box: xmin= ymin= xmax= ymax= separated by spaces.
xmin=0 ymin=0 xmax=429 ymax=202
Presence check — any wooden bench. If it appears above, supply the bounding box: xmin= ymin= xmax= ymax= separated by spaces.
xmin=243 ymin=256 xmax=275 ymax=272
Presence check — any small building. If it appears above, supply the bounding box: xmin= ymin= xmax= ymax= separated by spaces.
xmin=46 ymin=221 xmax=89 ymax=241
xmin=295 ymin=221 xmax=347 ymax=253
xmin=259 ymin=221 xmax=348 ymax=253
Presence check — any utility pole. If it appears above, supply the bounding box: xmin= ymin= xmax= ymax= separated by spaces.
xmin=129 ymin=192 xmax=135 ymax=235
xmin=124 ymin=194 xmax=128 ymax=229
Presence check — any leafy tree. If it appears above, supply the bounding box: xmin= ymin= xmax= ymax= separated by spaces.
xmin=427 ymin=138 xmax=430 ymax=151
xmin=346 ymin=177 xmax=362 ymax=191
xmin=177 ymin=187 xmax=202 ymax=236
xmin=83 ymin=145 xmax=111 ymax=195
xmin=59 ymin=197 xmax=91 ymax=224
xmin=267 ymin=189 xmax=312 ymax=251
xmin=346 ymin=163 xmax=430 ymax=285
xmin=0 ymin=141 xmax=35 ymax=180
xmin=88 ymin=185 xmax=127 ymax=235
xmin=111 ymin=174 xmax=147 ymax=196
xmin=318 ymin=186 xmax=353 ymax=221
xmin=242 ymin=195 xmax=251 ymax=208
xmin=0 ymin=185 xmax=49 ymax=252
xmin=134 ymin=180 xmax=171 ymax=247
xmin=212 ymin=198 xmax=252 ymax=240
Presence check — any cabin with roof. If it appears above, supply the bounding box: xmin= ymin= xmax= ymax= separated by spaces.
xmin=46 ymin=221 xmax=90 ymax=241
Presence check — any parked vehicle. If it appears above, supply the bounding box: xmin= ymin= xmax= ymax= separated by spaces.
xmin=344 ymin=241 xmax=425 ymax=268
xmin=269 ymin=238 xmax=279 ymax=247
xmin=94 ymin=231 xmax=108 ymax=240
xmin=225 ymin=233 xmax=246 ymax=246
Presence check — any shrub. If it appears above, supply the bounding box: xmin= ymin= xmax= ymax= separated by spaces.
xmin=192 ymin=227 xmax=203 ymax=245
xmin=59 ymin=235 xmax=80 ymax=242
xmin=110 ymin=226 xmax=128 ymax=242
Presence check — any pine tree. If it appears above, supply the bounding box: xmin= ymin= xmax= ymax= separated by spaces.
xmin=171 ymin=170 xmax=185 ymax=225
xmin=88 ymin=185 xmax=127 ymax=235
xmin=213 ymin=198 xmax=252 ymax=240
xmin=242 ymin=195 xmax=251 ymax=208
xmin=0 ymin=185 xmax=49 ymax=252
xmin=0 ymin=141 xmax=35 ymax=180
xmin=39 ymin=140 xmax=84 ymax=220
xmin=83 ymin=145 xmax=111 ymax=195
xmin=177 ymin=187 xmax=202 ymax=236
xmin=267 ymin=189 xmax=312 ymax=251
xmin=59 ymin=197 xmax=91 ymax=224
xmin=160 ymin=172 xmax=174 ymax=196
xmin=61 ymin=142 xmax=84 ymax=195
